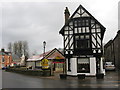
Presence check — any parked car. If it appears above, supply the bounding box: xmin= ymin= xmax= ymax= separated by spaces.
xmin=2 ymin=67 xmax=7 ymax=70
xmin=104 ymin=62 xmax=115 ymax=71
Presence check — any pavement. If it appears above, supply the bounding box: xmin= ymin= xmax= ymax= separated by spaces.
xmin=40 ymin=71 xmax=119 ymax=80
xmin=39 ymin=71 xmax=120 ymax=88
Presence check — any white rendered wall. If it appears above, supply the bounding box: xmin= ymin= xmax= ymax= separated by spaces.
xmin=66 ymin=58 xmax=68 ymax=71
xmin=90 ymin=57 xmax=96 ymax=76
xmin=71 ymin=58 xmax=77 ymax=75
xmin=67 ymin=58 xmax=77 ymax=76
xmin=67 ymin=57 xmax=97 ymax=76
xmin=100 ymin=58 xmax=106 ymax=75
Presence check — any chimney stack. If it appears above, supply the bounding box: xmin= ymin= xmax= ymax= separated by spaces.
xmin=64 ymin=7 xmax=70 ymax=24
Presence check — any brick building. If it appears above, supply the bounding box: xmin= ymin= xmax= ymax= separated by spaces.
xmin=0 ymin=49 xmax=12 ymax=69
xmin=104 ymin=30 xmax=120 ymax=70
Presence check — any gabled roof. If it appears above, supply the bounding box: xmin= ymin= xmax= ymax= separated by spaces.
xmin=27 ymin=48 xmax=65 ymax=62
xmin=12 ymin=54 xmax=21 ymax=60
xmin=59 ymin=5 xmax=106 ymax=36
xmin=44 ymin=48 xmax=65 ymax=60
xmin=27 ymin=55 xmax=42 ymax=61
xmin=104 ymin=40 xmax=113 ymax=48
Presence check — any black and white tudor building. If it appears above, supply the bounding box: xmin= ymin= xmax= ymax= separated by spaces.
xmin=59 ymin=5 xmax=106 ymax=76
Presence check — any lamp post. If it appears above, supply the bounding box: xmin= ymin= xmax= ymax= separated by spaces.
xmin=43 ymin=41 xmax=46 ymax=58
xmin=42 ymin=41 xmax=46 ymax=76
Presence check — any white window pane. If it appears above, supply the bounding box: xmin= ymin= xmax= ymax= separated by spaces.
xmin=78 ymin=58 xmax=89 ymax=64
xmin=75 ymin=28 xmax=77 ymax=33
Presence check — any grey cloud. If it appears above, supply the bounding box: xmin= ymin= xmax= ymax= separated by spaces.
xmin=1 ymin=1 xmax=118 ymax=54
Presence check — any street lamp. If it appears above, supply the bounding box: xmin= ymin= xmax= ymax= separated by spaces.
xmin=43 ymin=41 xmax=46 ymax=58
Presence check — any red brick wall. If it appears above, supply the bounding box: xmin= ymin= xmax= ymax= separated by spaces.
xmin=0 ymin=55 xmax=12 ymax=68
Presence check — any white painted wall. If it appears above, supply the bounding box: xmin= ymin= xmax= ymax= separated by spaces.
xmin=67 ymin=58 xmax=77 ymax=76
xmin=71 ymin=58 xmax=77 ymax=76
xmin=67 ymin=57 xmax=97 ymax=76
xmin=90 ymin=57 xmax=96 ymax=76
xmin=100 ymin=58 xmax=106 ymax=75
xmin=26 ymin=62 xmax=35 ymax=69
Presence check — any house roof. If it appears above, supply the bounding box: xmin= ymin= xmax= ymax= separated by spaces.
xmin=12 ymin=54 xmax=21 ymax=60
xmin=44 ymin=48 xmax=65 ymax=60
xmin=104 ymin=40 xmax=113 ymax=48
xmin=59 ymin=5 xmax=106 ymax=39
xmin=27 ymin=48 xmax=65 ymax=62
xmin=0 ymin=51 xmax=11 ymax=56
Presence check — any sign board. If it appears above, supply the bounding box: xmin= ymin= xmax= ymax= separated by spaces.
xmin=41 ymin=59 xmax=49 ymax=69
xmin=55 ymin=56 xmax=61 ymax=59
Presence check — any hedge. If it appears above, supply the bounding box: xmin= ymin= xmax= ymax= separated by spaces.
xmin=5 ymin=68 xmax=51 ymax=76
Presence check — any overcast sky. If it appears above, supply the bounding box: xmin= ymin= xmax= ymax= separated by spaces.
xmin=0 ymin=0 xmax=119 ymax=55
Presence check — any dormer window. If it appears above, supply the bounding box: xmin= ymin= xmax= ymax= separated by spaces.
xmin=74 ymin=18 xmax=90 ymax=27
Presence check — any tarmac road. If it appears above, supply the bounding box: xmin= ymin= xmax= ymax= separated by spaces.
xmin=2 ymin=70 xmax=120 ymax=89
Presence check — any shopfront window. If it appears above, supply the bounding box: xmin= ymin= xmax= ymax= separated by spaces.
xmin=77 ymin=58 xmax=90 ymax=73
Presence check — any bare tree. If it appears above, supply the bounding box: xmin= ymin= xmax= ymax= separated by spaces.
xmin=13 ymin=41 xmax=18 ymax=55
xmin=17 ymin=41 xmax=23 ymax=57
xmin=22 ymin=41 xmax=29 ymax=58
xmin=8 ymin=42 xmax=12 ymax=52
xmin=7 ymin=40 xmax=29 ymax=58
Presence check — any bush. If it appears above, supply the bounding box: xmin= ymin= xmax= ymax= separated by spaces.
xmin=5 ymin=68 xmax=51 ymax=76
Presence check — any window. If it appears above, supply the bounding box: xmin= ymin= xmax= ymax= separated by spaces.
xmin=76 ymin=39 xmax=90 ymax=49
xmin=75 ymin=34 xmax=90 ymax=50
xmin=77 ymin=58 xmax=90 ymax=73
xmin=74 ymin=28 xmax=78 ymax=33
xmin=74 ymin=19 xmax=89 ymax=27
xmin=80 ymin=35 xmax=84 ymax=39
xmin=2 ymin=56 xmax=4 ymax=62
xmin=7 ymin=56 xmax=10 ymax=63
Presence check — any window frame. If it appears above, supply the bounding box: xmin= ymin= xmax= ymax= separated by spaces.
xmin=77 ymin=57 xmax=90 ymax=73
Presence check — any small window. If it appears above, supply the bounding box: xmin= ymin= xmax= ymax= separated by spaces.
xmin=78 ymin=28 xmax=81 ymax=33
xmin=85 ymin=35 xmax=89 ymax=39
xmin=86 ymin=27 xmax=89 ymax=33
xmin=74 ymin=21 xmax=78 ymax=27
xmin=92 ymin=29 xmax=96 ymax=33
xmin=74 ymin=28 xmax=78 ymax=33
xmin=69 ymin=31 xmax=73 ymax=34
xmin=76 ymin=39 xmax=90 ymax=49
xmin=80 ymin=35 xmax=84 ymax=39
xmin=75 ymin=36 xmax=79 ymax=40
xmin=86 ymin=20 xmax=89 ymax=26
xmin=74 ymin=19 xmax=89 ymax=27
xmin=64 ymin=31 xmax=68 ymax=34
xmin=82 ymin=27 xmax=86 ymax=33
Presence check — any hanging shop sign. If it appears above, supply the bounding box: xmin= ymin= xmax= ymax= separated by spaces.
xmin=41 ymin=59 xmax=49 ymax=69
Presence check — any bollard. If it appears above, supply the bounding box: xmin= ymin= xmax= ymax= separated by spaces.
xmin=96 ymin=73 xmax=104 ymax=79
xmin=77 ymin=74 xmax=85 ymax=79
xmin=59 ymin=74 xmax=67 ymax=79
